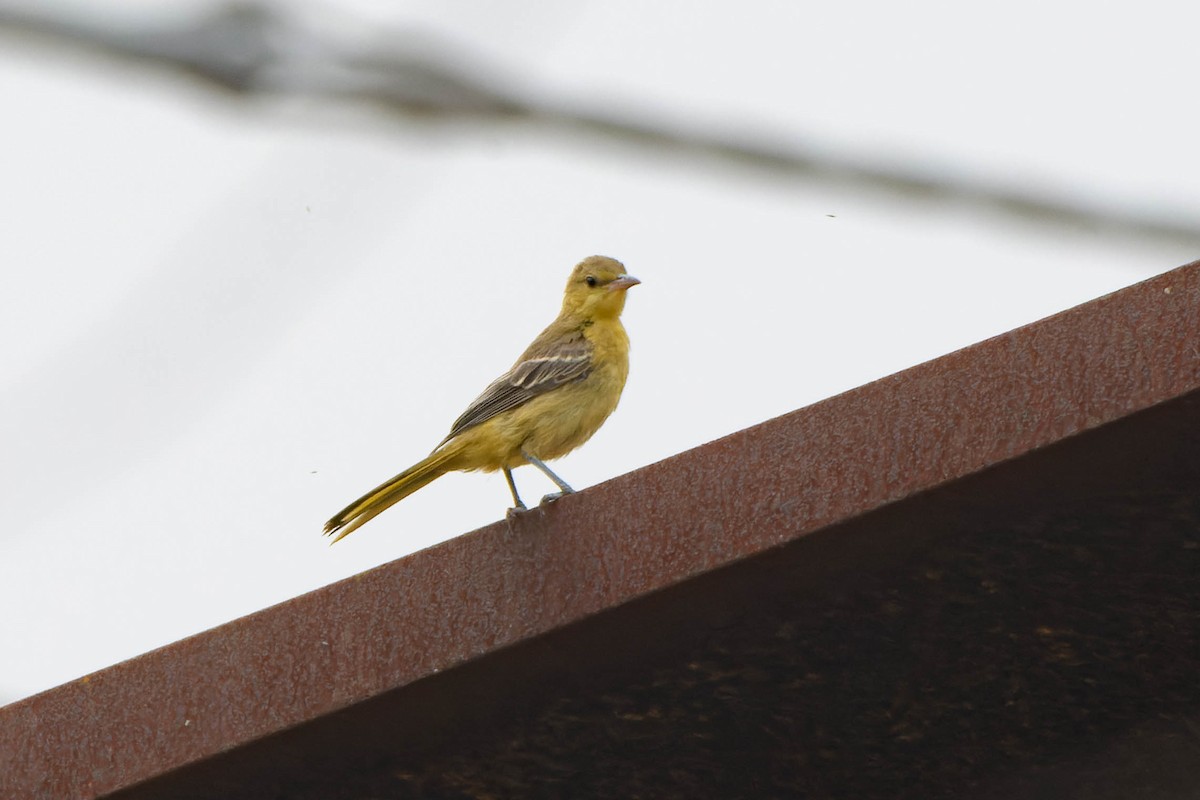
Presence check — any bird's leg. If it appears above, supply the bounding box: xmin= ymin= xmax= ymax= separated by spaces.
xmin=504 ymin=467 xmax=527 ymax=518
xmin=521 ymin=450 xmax=575 ymax=505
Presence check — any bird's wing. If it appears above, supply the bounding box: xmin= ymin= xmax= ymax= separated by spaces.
xmin=440 ymin=333 xmax=592 ymax=444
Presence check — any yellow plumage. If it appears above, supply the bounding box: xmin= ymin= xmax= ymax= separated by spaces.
xmin=324 ymin=255 xmax=638 ymax=542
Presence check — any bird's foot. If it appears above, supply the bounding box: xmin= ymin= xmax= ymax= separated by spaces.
xmin=539 ymin=489 xmax=575 ymax=506
xmin=506 ymin=503 xmax=527 ymax=520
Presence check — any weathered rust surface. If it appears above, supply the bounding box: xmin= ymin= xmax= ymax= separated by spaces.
xmin=3 ymin=259 xmax=1200 ymax=800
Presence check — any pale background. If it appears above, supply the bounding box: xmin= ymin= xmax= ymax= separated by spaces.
xmin=2 ymin=0 xmax=1197 ymax=703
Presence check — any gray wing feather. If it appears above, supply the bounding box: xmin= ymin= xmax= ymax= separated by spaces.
xmin=440 ymin=338 xmax=592 ymax=444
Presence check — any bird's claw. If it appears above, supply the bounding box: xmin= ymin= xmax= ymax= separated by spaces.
xmin=506 ymin=503 xmax=527 ymax=520
xmin=539 ymin=491 xmax=573 ymax=506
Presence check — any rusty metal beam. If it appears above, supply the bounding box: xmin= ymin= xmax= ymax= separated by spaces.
xmin=3 ymin=259 xmax=1200 ymax=800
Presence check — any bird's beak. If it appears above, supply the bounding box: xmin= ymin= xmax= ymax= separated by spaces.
xmin=608 ymin=275 xmax=641 ymax=292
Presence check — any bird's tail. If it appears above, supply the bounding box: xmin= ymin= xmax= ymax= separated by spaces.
xmin=324 ymin=445 xmax=461 ymax=543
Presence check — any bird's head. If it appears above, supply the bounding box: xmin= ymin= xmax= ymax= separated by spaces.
xmin=561 ymin=255 xmax=640 ymax=320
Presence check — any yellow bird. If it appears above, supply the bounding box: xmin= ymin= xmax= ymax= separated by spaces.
xmin=324 ymin=255 xmax=639 ymax=542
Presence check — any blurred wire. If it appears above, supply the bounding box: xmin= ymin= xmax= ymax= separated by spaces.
xmin=2 ymin=0 xmax=1198 ymax=247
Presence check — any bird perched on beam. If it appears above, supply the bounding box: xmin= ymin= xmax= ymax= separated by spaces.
xmin=324 ymin=255 xmax=639 ymax=543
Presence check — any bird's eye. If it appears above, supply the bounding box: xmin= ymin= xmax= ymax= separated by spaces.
xmin=585 ymin=275 xmax=598 ymax=287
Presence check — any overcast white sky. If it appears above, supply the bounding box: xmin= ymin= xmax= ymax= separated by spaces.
xmin=2 ymin=1 xmax=1197 ymax=703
